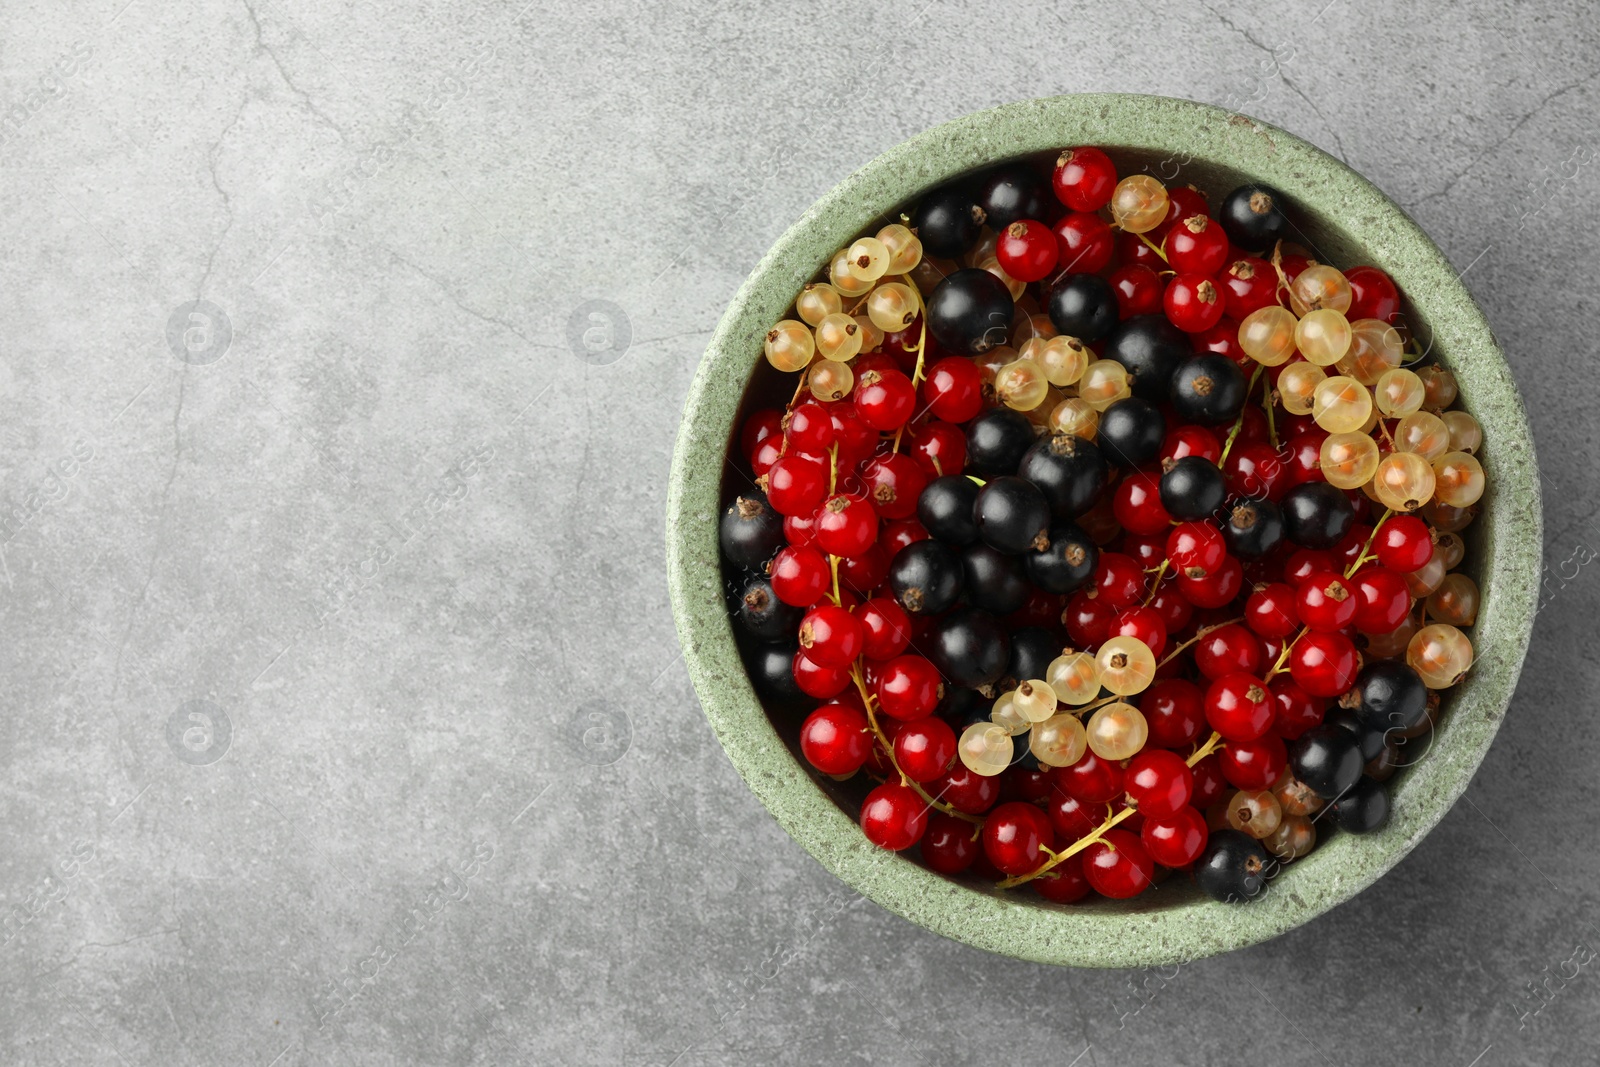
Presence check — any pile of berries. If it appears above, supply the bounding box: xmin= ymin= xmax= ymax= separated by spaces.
xmin=721 ymin=147 xmax=1484 ymax=905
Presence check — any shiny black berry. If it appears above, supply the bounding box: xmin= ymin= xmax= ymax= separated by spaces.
xmin=1025 ymin=523 xmax=1098 ymax=595
xmin=1328 ymin=708 xmax=1387 ymax=764
xmin=1096 ymin=397 xmax=1166 ymax=469
xmin=1018 ymin=433 xmax=1108 ymax=519
xmin=736 ymin=577 xmax=800 ymax=643
xmin=935 ymin=685 xmax=984 ymax=729
xmin=1289 ymin=724 xmax=1364 ymax=800
xmin=1046 ymin=274 xmax=1118 ymax=341
xmin=1103 ymin=315 xmax=1188 ymax=401
xmin=965 ymin=407 xmax=1035 ymax=477
xmin=1159 ymin=456 xmax=1227 ymax=522
xmin=974 ymin=476 xmax=1051 ymax=555
xmin=746 ymin=642 xmax=806 ymax=706
xmin=720 ymin=491 xmax=784 ymax=571
xmin=977 ymin=164 xmax=1052 ymax=229
xmin=1005 ymin=627 xmax=1059 ymax=689
xmin=917 ymin=475 xmax=980 ymax=546
xmin=1331 ymin=776 xmax=1390 ymax=834
xmin=929 ymin=609 xmax=1011 ymax=688
xmin=887 ymin=539 xmax=964 ymax=616
xmin=1170 ymin=354 xmax=1248 ymax=425
xmin=927 ymin=268 xmax=1015 ymax=355
xmin=1219 ymin=183 xmax=1289 ymax=254
xmin=1196 ymin=829 xmax=1271 ymax=904
xmin=1223 ymin=496 xmax=1284 ymax=558
xmin=961 ymin=542 xmax=1031 ymax=615
xmin=1281 ymin=481 xmax=1355 ymax=549
xmin=1353 ymin=660 xmax=1429 ymax=733
xmin=911 ymin=185 xmax=985 ymax=258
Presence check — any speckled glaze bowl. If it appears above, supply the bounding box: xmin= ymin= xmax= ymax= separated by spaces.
xmin=666 ymin=94 xmax=1540 ymax=967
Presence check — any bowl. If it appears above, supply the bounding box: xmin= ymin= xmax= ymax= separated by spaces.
xmin=665 ymin=93 xmax=1541 ymax=966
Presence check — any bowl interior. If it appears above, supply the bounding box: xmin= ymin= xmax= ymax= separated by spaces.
xmin=668 ymin=94 xmax=1541 ymax=966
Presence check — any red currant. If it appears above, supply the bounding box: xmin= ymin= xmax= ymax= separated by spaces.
xmin=784 ymin=510 xmax=817 ymax=548
xmin=1161 ymin=425 xmax=1222 ymax=465
xmin=854 ymin=368 xmax=916 ymax=432
xmin=1143 ymin=678 xmax=1206 ymax=749
xmin=1345 ymin=265 xmax=1400 ymax=323
xmin=1167 ymin=521 xmax=1227 ymax=578
xmin=1113 ymin=473 xmax=1172 ymax=536
xmin=1053 ymin=146 xmax=1117 ymax=211
xmin=827 ymin=404 xmax=878 ymax=470
xmin=1194 ymin=622 xmax=1263 ymax=679
xmin=1193 ymin=317 xmax=1251 ymax=371
xmin=1110 ymin=263 xmax=1164 ymax=319
xmin=1287 ymin=630 xmax=1359 ymax=697
xmin=1142 ymin=806 xmax=1208 ymax=867
xmin=1033 ymin=853 xmax=1092 ymax=902
xmin=1147 ymin=586 xmax=1194 ymax=635
xmin=1046 ymin=788 xmax=1101 ymax=841
xmin=1375 ymin=514 xmax=1433 ymax=572
xmin=798 ymin=604 xmax=864 ymax=669
xmin=1283 ymin=548 xmax=1336 ymax=587
xmin=799 ymin=703 xmax=872 ymax=774
xmin=1296 ymin=572 xmax=1359 ymax=632
xmin=750 ymin=435 xmax=783 ymax=478
xmin=1220 ymin=257 xmax=1279 ymax=319
xmin=881 ymin=318 xmax=923 ymax=373
xmin=792 ymin=651 xmax=851 ymax=699
xmin=1120 ymin=531 xmax=1168 ymax=570
xmin=1175 ymin=555 xmax=1243 ymax=609
xmin=860 ymin=783 xmax=928 ymax=850
xmin=880 ymin=518 xmax=928 ymax=556
xmin=1244 ymin=582 xmax=1300 ymax=638
xmin=920 ymin=812 xmax=980 ymax=874
xmin=1055 ymin=749 xmax=1124 ymax=803
xmin=1164 ymin=273 xmax=1226 ymax=333
xmin=1220 ymin=734 xmax=1287 ymax=790
xmin=937 ymin=765 xmax=1002 ymax=815
xmin=1094 ymin=552 xmax=1147 ymax=610
xmin=1350 ymin=565 xmax=1411 ymax=634
xmin=876 ymin=654 xmax=943 ymax=720
xmin=741 ymin=409 xmax=783 ymax=464
xmin=1269 ymin=677 xmax=1324 ymax=739
xmin=1063 ymin=592 xmax=1116 ymax=647
xmin=1158 ymin=185 xmax=1210 ymax=233
xmin=1191 ymin=752 xmax=1227 ymax=807
xmin=907 ymin=421 xmax=966 ymax=478
xmin=893 ymin=716 xmax=957 ymax=782
xmin=1166 ymin=215 xmax=1230 ymax=276
xmin=814 ymin=493 xmax=877 ymax=557
xmin=1081 ymin=829 xmax=1155 ymax=898
xmin=838 ymin=542 xmax=887 ymax=594
xmin=783 ymin=401 xmax=834 ymax=455
xmin=855 ymin=597 xmax=911 ymax=660
xmin=1205 ymin=672 xmax=1273 ymax=742
xmin=770 ymin=545 xmax=829 ymax=606
xmin=1224 ymin=442 xmax=1289 ymax=500
xmin=860 ymin=453 xmax=927 ymax=521
xmin=982 ymin=801 xmax=1055 ymax=875
xmin=922 ymin=357 xmax=985 ymax=424
xmin=1110 ymin=605 xmax=1167 ymax=658
xmin=1052 ymin=211 xmax=1115 ymax=274
xmin=1117 ymin=229 xmax=1166 ymax=269
xmin=997 ymin=219 xmax=1059 ymax=282
xmin=1124 ymin=748 xmax=1194 ymax=817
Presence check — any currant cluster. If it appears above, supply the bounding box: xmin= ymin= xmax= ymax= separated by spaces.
xmin=721 ymin=147 xmax=1485 ymax=906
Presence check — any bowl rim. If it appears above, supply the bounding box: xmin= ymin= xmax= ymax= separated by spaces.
xmin=666 ymin=93 xmax=1542 ymax=967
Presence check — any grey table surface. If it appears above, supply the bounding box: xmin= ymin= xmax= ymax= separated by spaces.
xmin=1 ymin=0 xmax=1596 ymax=1063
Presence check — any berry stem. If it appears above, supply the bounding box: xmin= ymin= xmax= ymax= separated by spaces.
xmin=1262 ymin=376 xmax=1279 ymax=450
xmin=1143 ymin=559 xmax=1170 ymax=607
xmin=1218 ymin=364 xmax=1266 ymax=466
xmin=850 ymin=666 xmax=984 ymax=826
xmin=1134 ymin=230 xmax=1169 ymax=263
xmin=1342 ymin=508 xmax=1395 ymax=578
xmin=1187 ymin=730 xmax=1224 ymax=766
xmin=1267 ymin=627 xmax=1308 ymax=679
xmin=995 ymin=803 xmax=1137 ymax=889
xmin=1156 ymin=616 xmax=1246 ymax=669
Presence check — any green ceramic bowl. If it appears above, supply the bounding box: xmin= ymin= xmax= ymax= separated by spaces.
xmin=666 ymin=94 xmax=1540 ymax=967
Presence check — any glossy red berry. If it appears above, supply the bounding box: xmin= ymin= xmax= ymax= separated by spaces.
xmin=1110 ymin=263 xmax=1165 ymax=319
xmin=937 ymin=765 xmax=1002 ymax=815
xmin=1283 ymin=548 xmax=1336 ymax=587
xmin=783 ymin=401 xmax=834 ymax=455
xmin=1063 ymin=592 xmax=1116 ymax=648
xmin=1094 ymin=552 xmax=1147 ymax=610
xmin=764 ymin=453 xmax=828 ymax=517
xmin=997 ymin=219 xmax=1059 ymax=282
xmin=770 ymin=545 xmax=829 ymax=606
xmin=1351 ymin=565 xmax=1411 ymax=634
xmin=1046 ymin=789 xmax=1101 ymax=841
xmin=838 ymin=542 xmax=887 ymax=594
xmin=1269 ymin=677 xmax=1324 ymax=739
xmin=1244 ymin=582 xmax=1300 ymax=638
xmin=827 ymin=404 xmax=878 ymax=470
xmin=1113 ymin=473 xmax=1172 ymax=536
xmin=854 ymin=368 xmax=916 ymax=432
xmin=797 ymin=603 xmax=864 ymax=669
xmin=1147 ymin=586 xmax=1194 ymax=635
xmin=1296 ymin=572 xmax=1359 ymax=632
xmin=1345 ymin=265 xmax=1400 ymax=323
xmin=793 ymin=651 xmax=851 ymax=699
xmin=799 ymin=703 xmax=872 ymax=774
xmin=1191 ymin=753 xmax=1227 ymax=807
xmin=1141 ymin=807 xmax=1208 ymax=867
xmin=893 ymin=716 xmax=957 ymax=782
xmin=1055 ymin=749 xmax=1124 ymax=803
xmin=1164 ymin=273 xmax=1226 ymax=333
xmin=1220 ymin=257 xmax=1279 ymax=320
xmin=876 ymin=655 xmax=943 ymax=720
xmin=1117 ymin=228 xmax=1166 ymax=269
xmin=1175 ymin=554 xmax=1243 ymax=609
xmin=1166 ymin=215 xmax=1230 ymax=276
xmin=921 ymin=357 xmax=985 ymax=424
xmin=1161 ymin=425 xmax=1222 ymax=465
xmin=1143 ymin=678 xmax=1206 ymax=749
xmin=1124 ymin=749 xmax=1194 ymax=818
xmin=814 ymin=493 xmax=877 ymax=557
xmin=1375 ymin=515 xmax=1434 ymax=572
xmin=1033 ymin=853 xmax=1092 ymax=902
xmin=880 ymin=518 xmax=928 ymax=556
xmin=1081 ymin=829 xmax=1155 ymax=898
xmin=1224 ymin=442 xmax=1289 ymax=500
xmin=920 ymin=812 xmax=980 ymax=874
xmin=1053 ymin=146 xmax=1117 ymax=211
xmin=1110 ymin=605 xmax=1167 ymax=658
xmin=1194 ymin=623 xmax=1263 ymax=679
xmin=784 ymin=510 xmax=817 ymax=548
xmin=1158 ymin=185 xmax=1210 ymax=234
xmin=1205 ymin=672 xmax=1274 ymax=742
xmin=982 ymin=801 xmax=1055 ymax=876
xmin=741 ymin=409 xmax=783 ymax=464
xmin=1220 ymin=734 xmax=1287 ymax=790
xmin=1167 ymin=521 xmax=1227 ymax=578
xmin=1288 ymin=630 xmax=1359 ymax=697
xmin=1121 ymin=531 xmax=1167 ymax=571
xmin=907 ymin=421 xmax=967 ymax=479
xmin=860 ymin=783 xmax=928 ymax=850
xmin=1052 ymin=211 xmax=1115 ymax=274
xmin=860 ymin=453 xmax=927 ymax=521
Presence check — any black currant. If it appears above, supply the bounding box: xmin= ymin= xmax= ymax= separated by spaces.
xmin=1102 ymin=315 xmax=1188 ymax=402
xmin=1018 ymin=433 xmax=1108 ymax=519
xmin=1224 ymin=496 xmax=1284 ymax=559
xmin=1045 ymin=274 xmax=1118 ymax=341
xmin=961 ymin=542 xmax=1031 ymax=615
xmin=1170 ymin=354 xmax=1248 ymax=425
xmin=929 ymin=609 xmax=1011 ymax=689
xmin=965 ymin=407 xmax=1035 ymax=477
xmin=736 ymin=576 xmax=800 ymax=643
xmin=1218 ymin=183 xmax=1290 ymax=254
xmin=927 ymin=268 xmax=1015 ymax=355
xmin=1328 ymin=708 xmax=1387 ymax=764
xmin=1025 ymin=523 xmax=1098 ymax=595
xmin=935 ymin=685 xmax=985 ymax=730
xmin=977 ymin=163 xmax=1052 ymax=229
xmin=973 ymin=476 xmax=1051 ymax=555
xmin=1196 ymin=829 xmax=1271 ymax=904
xmin=1096 ymin=397 xmax=1166 ymax=469
xmin=1289 ymin=724 xmax=1364 ymax=800
xmin=719 ymin=491 xmax=784 ymax=571
xmin=887 ymin=539 xmax=964 ymax=616
xmin=1159 ymin=455 xmax=1227 ymax=522
xmin=1353 ymin=660 xmax=1429 ymax=734
xmin=1280 ymin=481 xmax=1355 ymax=549
xmin=1331 ymin=776 xmax=1390 ymax=834
xmin=1005 ymin=627 xmax=1060 ymax=689
xmin=918 ymin=475 xmax=981 ymax=546
xmin=746 ymin=642 xmax=807 ymax=706
xmin=910 ymin=185 xmax=985 ymax=258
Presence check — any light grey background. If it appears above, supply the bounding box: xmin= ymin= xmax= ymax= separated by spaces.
xmin=0 ymin=0 xmax=1594 ymax=1063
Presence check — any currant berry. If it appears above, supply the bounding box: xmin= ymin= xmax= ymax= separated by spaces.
xmin=1244 ymin=582 xmax=1300 ymax=638
xmin=854 ymin=368 xmax=917 ymax=431
xmin=1224 ymin=497 xmax=1286 ymax=559
xmin=1196 ymin=829 xmax=1270 ymax=903
xmin=814 ymin=493 xmax=878 ymax=558
xmin=1160 ymin=456 xmax=1227 ymax=522
xmin=1142 ymin=807 xmax=1208 ymax=867
xmin=1330 ymin=776 xmax=1389 ymax=834
xmin=1112 ymin=472 xmax=1172 ymax=537
xmin=1205 ymin=673 xmax=1273 ymax=742
xmin=907 ymin=421 xmax=967 ymax=479
xmin=1406 ymin=622 xmax=1474 ymax=688
xmin=1218 ymin=183 xmax=1289 ymax=253
xmin=792 ymin=651 xmax=851 ymax=700
xmin=921 ymin=356 xmax=985 ymax=424
xmin=996 ymin=219 xmax=1059 ymax=282
xmin=1143 ymin=678 xmax=1206 ymax=748
xmin=982 ymin=800 xmax=1055 ymax=875
xmin=721 ymin=492 xmax=785 ymax=570
xmin=1124 ymin=749 xmax=1194 ymax=818
xmin=1019 ymin=434 xmax=1108 ymax=520
xmin=1288 ymin=724 xmax=1363 ymax=799
xmin=1103 ymin=315 xmax=1189 ymax=402
xmin=1081 ymin=829 xmax=1155 ymax=899
xmin=800 ymin=703 xmax=872 ymax=774
xmin=1166 ymin=214 xmax=1230 ymax=275
xmin=929 ymin=609 xmax=1010 ymax=688
xmin=918 ymin=475 xmax=980 ymax=546
xmin=927 ymin=268 xmax=1015 ymax=355
xmin=860 ymin=783 xmax=929 ymax=851
xmin=911 ymin=186 xmax=985 ymax=258
xmin=892 ymin=716 xmax=958 ymax=782
xmin=1097 ymin=397 xmax=1166 ymax=469
xmin=1220 ymin=734 xmax=1287 ymax=791
xmin=1025 ymin=523 xmax=1099 ymax=595
xmin=856 ymin=597 xmax=912 ymax=661
xmin=1220 ymin=257 xmax=1278 ymax=319
xmin=1062 ymin=591 xmax=1116 ymax=648
xmin=1052 ymin=211 xmax=1115 ymax=273
xmin=1110 ymin=263 xmax=1166 ymax=319
xmin=1289 ymin=631 xmax=1359 ymax=698
xmin=961 ymin=543 xmax=1031 ymax=615
xmin=764 ymin=453 xmax=829 ymax=518
xmin=965 ymin=406 xmax=1035 ymax=477
xmin=1047 ymin=273 xmax=1118 ymax=341
xmin=1352 ymin=659 xmax=1428 ymax=734
xmin=1281 ymin=481 xmax=1355 ymax=549
xmin=974 ymin=476 xmax=1051 ymax=554
xmin=888 ymin=539 xmax=963 ymax=615
xmin=1053 ymin=146 xmax=1117 ymax=211
xmin=1270 ymin=678 xmax=1324 ymax=740
xmin=1296 ymin=572 xmax=1358 ymax=632
xmin=1164 ymin=273 xmax=1226 ymax=333
xmin=1344 ymin=265 xmax=1400 ymax=323
xmin=1350 ymin=565 xmax=1411 ymax=635
xmin=1110 ymin=605 xmax=1168 ymax=659
xmin=1224 ymin=444 xmax=1290 ymax=501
